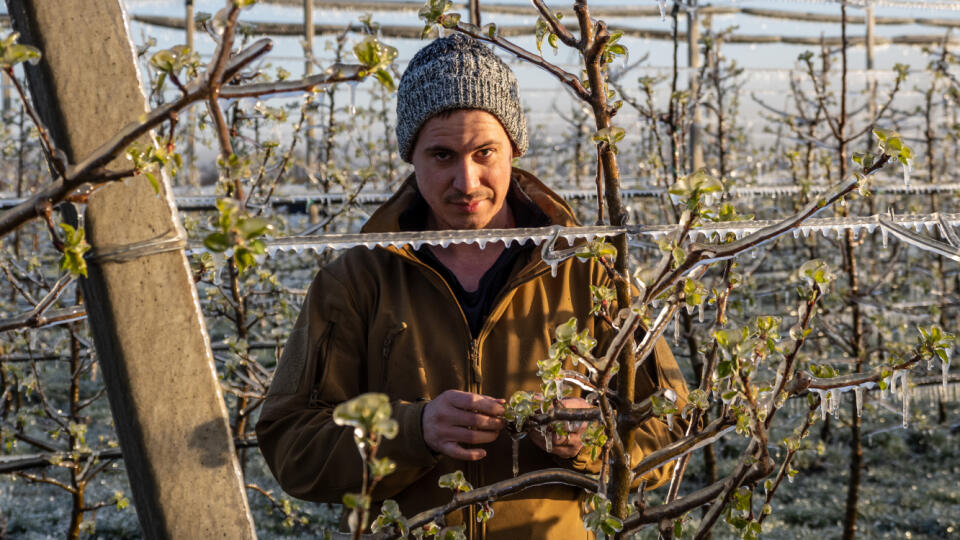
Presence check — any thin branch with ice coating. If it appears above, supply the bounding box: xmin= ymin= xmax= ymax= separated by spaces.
xmin=878 ymin=213 xmax=960 ymax=262
xmin=644 ymin=154 xmax=891 ymax=301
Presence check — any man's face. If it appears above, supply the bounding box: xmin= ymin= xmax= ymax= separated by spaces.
xmin=411 ymin=109 xmax=515 ymax=230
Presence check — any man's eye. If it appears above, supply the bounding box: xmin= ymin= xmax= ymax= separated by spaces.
xmin=476 ymin=148 xmax=495 ymax=158
xmin=433 ymin=151 xmax=451 ymax=160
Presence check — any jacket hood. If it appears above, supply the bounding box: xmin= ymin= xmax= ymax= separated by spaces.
xmin=360 ymin=167 xmax=581 ymax=234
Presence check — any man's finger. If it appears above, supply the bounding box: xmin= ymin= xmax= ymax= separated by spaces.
xmin=451 ymin=392 xmax=505 ymax=417
xmin=447 ymin=409 xmax=504 ymax=431
xmin=441 ymin=441 xmax=487 ymax=461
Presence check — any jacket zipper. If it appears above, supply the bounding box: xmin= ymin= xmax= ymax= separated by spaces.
xmin=395 ymin=248 xmax=556 ymax=540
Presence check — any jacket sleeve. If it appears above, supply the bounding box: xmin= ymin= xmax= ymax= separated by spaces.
xmin=255 ymin=267 xmax=438 ymax=503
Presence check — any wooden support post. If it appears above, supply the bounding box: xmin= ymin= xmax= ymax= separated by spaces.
xmin=687 ymin=0 xmax=704 ymax=172
xmin=304 ymin=0 xmax=315 ymax=173
xmin=186 ymin=0 xmax=198 ymax=186
xmin=4 ymin=1 xmax=256 ymax=537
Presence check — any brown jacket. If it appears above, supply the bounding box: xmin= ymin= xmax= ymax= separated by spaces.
xmin=256 ymin=169 xmax=689 ymax=539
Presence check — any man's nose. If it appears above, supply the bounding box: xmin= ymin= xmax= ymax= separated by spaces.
xmin=451 ymin=157 xmax=482 ymax=194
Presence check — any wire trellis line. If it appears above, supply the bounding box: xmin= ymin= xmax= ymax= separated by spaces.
xmin=184 ymin=212 xmax=960 ymax=255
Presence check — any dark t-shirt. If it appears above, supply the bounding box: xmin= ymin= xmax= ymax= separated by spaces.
xmin=399 ymin=181 xmax=550 ymax=337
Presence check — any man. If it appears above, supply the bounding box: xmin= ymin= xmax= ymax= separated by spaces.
xmin=256 ymin=34 xmax=689 ymax=538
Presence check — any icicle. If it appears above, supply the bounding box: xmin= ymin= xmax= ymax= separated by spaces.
xmin=815 ymin=389 xmax=827 ymax=421
xmin=686 ymin=303 xmax=695 ymax=315
xmin=881 ymin=227 xmax=889 ymax=248
xmin=348 ymin=81 xmax=358 ymax=115
xmin=657 ymin=0 xmax=668 ymax=20
xmin=666 ymin=413 xmax=674 ymax=430
xmin=855 ymin=386 xmax=864 ymax=418
xmin=550 ymin=260 xmax=559 ymax=278
xmin=511 ymin=433 xmax=523 ymax=477
xmin=698 ymin=300 xmax=705 ymax=323
xmin=541 ymin=426 xmax=552 ymax=452
xmin=902 ymin=163 xmax=912 ymax=186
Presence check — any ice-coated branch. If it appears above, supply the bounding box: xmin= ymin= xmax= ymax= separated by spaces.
xmin=2 ymin=66 xmax=63 ymax=173
xmin=630 ymin=415 xmax=737 ymax=478
xmin=205 ymin=4 xmax=244 ymax=161
xmin=758 ymin=403 xmax=817 ymax=525
xmin=398 ymin=469 xmax=599 ymax=537
xmin=0 ymin=449 xmax=122 ymax=475
xmin=450 ymin=22 xmax=589 ymax=101
xmin=693 ymin=440 xmax=767 ymax=539
xmin=205 ymin=5 xmax=242 ymax=89
xmin=879 ymin=213 xmax=960 ymax=262
xmin=620 ymin=460 xmax=771 ymax=531
xmin=0 ymin=274 xmax=75 ymax=333
xmin=790 ymin=353 xmax=921 ymax=393
xmin=0 ymin=305 xmax=86 ymax=333
xmin=632 ymin=295 xmax=681 ymax=371
xmin=531 ymin=0 xmax=579 ymax=47
xmin=763 ymin=289 xmax=821 ymax=431
xmin=219 ymin=65 xmax=368 ymax=99
xmin=937 ymin=213 xmax=960 ymax=247
xmin=0 ymin=38 xmax=273 ymax=237
xmin=842 ymin=70 xmax=904 ymax=144
xmin=645 ymin=153 xmax=891 ymax=301
xmin=664 ymin=261 xmax=735 ymax=502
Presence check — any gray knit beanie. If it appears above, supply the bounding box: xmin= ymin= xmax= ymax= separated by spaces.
xmin=396 ymin=33 xmax=528 ymax=163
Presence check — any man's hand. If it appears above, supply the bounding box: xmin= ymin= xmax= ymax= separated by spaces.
xmin=423 ymin=390 xmax=505 ymax=461
xmin=529 ymin=397 xmax=590 ymax=459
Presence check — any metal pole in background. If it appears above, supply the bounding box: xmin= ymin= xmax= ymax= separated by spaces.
xmin=1 ymin=71 xmax=10 ymax=112
xmin=4 ymin=1 xmax=256 ymax=537
xmin=304 ymin=0 xmax=315 ymax=174
xmin=186 ymin=0 xmax=198 ymax=186
xmin=688 ymin=0 xmax=704 ymax=172
xmin=469 ymin=0 xmax=481 ymax=26
xmin=866 ymin=2 xmax=875 ymax=72
xmin=469 ymin=0 xmax=480 ymax=26
xmin=865 ymin=3 xmax=877 ymax=153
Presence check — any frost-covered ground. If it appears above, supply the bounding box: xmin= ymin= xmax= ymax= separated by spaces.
xmin=637 ymin=401 xmax=960 ymax=540
xmin=3 ymin=403 xmax=958 ymax=538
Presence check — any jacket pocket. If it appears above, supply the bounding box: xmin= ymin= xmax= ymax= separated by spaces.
xmin=306 ymin=320 xmax=336 ymax=408
xmin=380 ymin=322 xmax=408 ymax=390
